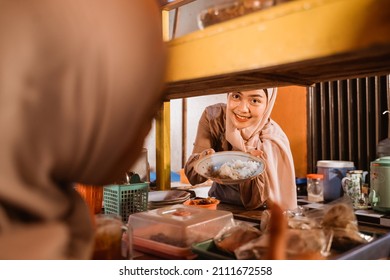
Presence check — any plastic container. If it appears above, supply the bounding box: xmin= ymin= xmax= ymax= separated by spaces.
xmin=317 ymin=160 xmax=355 ymax=201
xmin=306 ymin=174 xmax=324 ymax=202
xmin=103 ymin=182 xmax=149 ymax=223
xmin=92 ymin=214 xmax=133 ymax=260
xmin=129 ymin=204 xmax=234 ymax=258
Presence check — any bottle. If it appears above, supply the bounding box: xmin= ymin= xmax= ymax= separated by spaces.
xmin=306 ymin=174 xmax=324 ymax=202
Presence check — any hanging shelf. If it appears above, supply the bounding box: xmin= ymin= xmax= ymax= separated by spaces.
xmin=163 ymin=0 xmax=390 ymax=100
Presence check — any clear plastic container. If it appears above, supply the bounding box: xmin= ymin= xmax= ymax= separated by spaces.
xmin=306 ymin=174 xmax=324 ymax=202
xmin=129 ymin=204 xmax=234 ymax=258
xmin=317 ymin=160 xmax=355 ymax=201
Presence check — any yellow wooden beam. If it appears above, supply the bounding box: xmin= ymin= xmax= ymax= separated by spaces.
xmin=155 ymin=102 xmax=171 ymax=190
xmin=155 ymin=9 xmax=171 ymax=190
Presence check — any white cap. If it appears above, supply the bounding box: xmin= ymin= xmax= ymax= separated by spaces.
xmin=317 ymin=160 xmax=355 ymax=168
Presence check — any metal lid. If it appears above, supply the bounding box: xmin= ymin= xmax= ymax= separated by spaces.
xmin=372 ymin=156 xmax=390 ymax=167
xmin=317 ymin=160 xmax=355 ymax=168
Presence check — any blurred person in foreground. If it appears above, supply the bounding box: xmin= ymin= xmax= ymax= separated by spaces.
xmin=184 ymin=89 xmax=297 ymax=211
xmin=0 ymin=0 xmax=165 ymax=259
xmin=267 ymin=202 xmax=324 ymax=260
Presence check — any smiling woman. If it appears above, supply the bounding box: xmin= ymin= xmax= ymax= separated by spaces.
xmin=184 ymin=88 xmax=297 ymax=211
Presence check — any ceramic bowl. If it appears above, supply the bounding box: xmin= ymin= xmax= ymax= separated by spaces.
xmin=183 ymin=197 xmax=220 ymax=210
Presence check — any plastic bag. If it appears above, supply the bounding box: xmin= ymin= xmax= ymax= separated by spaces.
xmin=213 ymin=221 xmax=262 ymax=255
xmin=235 ymin=227 xmax=330 ymax=260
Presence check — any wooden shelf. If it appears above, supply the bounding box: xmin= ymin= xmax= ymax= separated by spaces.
xmin=163 ymin=0 xmax=390 ymax=100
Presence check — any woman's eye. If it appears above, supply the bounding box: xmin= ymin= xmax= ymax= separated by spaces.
xmin=251 ymin=98 xmax=262 ymax=105
xmin=231 ymin=94 xmax=240 ymax=100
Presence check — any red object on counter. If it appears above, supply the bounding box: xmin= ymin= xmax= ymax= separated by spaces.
xmin=74 ymin=183 xmax=104 ymax=216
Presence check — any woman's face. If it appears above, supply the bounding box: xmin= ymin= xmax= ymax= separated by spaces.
xmin=227 ymin=89 xmax=268 ymax=129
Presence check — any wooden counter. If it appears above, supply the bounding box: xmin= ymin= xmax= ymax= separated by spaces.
xmin=132 ymin=200 xmax=390 ymax=260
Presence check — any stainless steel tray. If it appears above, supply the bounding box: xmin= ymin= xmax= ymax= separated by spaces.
xmin=335 ymin=231 xmax=390 ymax=260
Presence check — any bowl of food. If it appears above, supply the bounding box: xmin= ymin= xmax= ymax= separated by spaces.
xmin=183 ymin=197 xmax=220 ymax=210
xmin=194 ymin=151 xmax=265 ymax=185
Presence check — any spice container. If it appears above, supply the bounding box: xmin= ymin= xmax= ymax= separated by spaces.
xmin=93 ymin=214 xmax=133 ymax=260
xmin=306 ymin=174 xmax=324 ymax=202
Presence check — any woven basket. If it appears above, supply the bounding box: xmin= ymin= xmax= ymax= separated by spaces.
xmin=103 ymin=183 xmax=149 ymax=223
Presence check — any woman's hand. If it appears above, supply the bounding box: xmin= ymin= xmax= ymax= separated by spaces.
xmin=198 ymin=148 xmax=215 ymax=160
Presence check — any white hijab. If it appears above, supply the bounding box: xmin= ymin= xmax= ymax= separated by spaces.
xmin=0 ymin=0 xmax=165 ymax=259
xmin=225 ymin=88 xmax=297 ymax=210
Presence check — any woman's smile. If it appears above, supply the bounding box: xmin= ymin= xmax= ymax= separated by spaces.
xmin=234 ymin=112 xmax=251 ymax=122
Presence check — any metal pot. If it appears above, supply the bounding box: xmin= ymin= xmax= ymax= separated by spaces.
xmin=370 ymin=157 xmax=390 ymax=213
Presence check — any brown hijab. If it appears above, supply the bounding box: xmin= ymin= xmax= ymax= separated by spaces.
xmin=0 ymin=0 xmax=166 ymax=259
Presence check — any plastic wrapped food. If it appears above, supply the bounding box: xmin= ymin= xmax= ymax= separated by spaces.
xmin=214 ymin=222 xmax=262 ymax=255
xmin=235 ymin=228 xmax=330 ymax=260
xmin=321 ymin=202 xmax=369 ymax=251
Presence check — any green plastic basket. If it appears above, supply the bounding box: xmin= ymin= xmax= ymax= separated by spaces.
xmin=103 ymin=182 xmax=149 ymax=223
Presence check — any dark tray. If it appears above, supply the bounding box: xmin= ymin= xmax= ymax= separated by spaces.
xmin=192 ymin=231 xmax=390 ymax=260
xmin=192 ymin=239 xmax=235 ymax=260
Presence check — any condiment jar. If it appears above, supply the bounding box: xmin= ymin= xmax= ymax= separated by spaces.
xmin=306 ymin=174 xmax=324 ymax=202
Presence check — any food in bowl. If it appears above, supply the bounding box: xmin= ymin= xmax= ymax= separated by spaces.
xmin=211 ymin=159 xmax=262 ymax=180
xmin=183 ymin=197 xmax=220 ymax=210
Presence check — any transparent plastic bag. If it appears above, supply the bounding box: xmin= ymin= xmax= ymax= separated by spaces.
xmin=235 ymin=228 xmax=331 ymax=260
xmin=320 ymin=198 xmax=369 ymax=251
xmin=213 ymin=221 xmax=262 ymax=255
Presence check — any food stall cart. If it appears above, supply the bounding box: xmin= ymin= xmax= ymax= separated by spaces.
xmin=140 ymin=0 xmax=390 ymax=260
